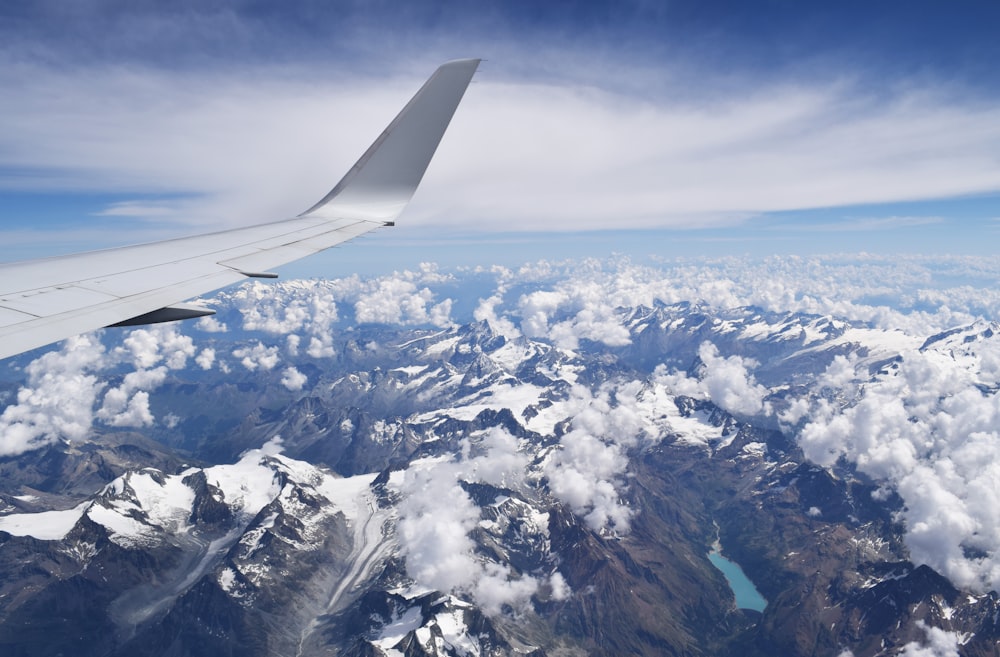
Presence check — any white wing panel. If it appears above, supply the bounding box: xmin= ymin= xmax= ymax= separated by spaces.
xmin=0 ymin=307 xmax=36 ymax=328
xmin=76 ymin=260 xmax=228 ymax=299
xmin=1 ymin=286 xmax=118 ymax=317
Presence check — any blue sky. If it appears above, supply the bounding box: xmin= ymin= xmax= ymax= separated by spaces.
xmin=2 ymin=0 xmax=1000 ymax=272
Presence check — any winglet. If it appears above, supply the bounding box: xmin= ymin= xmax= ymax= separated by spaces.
xmin=300 ymin=58 xmax=480 ymax=223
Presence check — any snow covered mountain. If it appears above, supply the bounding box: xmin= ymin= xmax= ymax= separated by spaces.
xmin=4 ymin=260 xmax=1000 ymax=656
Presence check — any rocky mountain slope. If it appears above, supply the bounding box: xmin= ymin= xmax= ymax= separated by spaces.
xmin=3 ymin=295 xmax=1000 ymax=656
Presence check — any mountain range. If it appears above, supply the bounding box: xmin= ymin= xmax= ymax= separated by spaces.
xmin=2 ymin=277 xmax=999 ymax=656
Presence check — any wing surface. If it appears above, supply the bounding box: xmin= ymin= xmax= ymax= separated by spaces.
xmin=0 ymin=59 xmax=479 ymax=361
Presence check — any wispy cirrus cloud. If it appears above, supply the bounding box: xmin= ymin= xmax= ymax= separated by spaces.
xmin=1 ymin=47 xmax=999 ymax=245
xmin=773 ymin=216 xmax=945 ymax=232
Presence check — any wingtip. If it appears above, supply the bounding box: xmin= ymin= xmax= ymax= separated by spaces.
xmin=435 ymin=58 xmax=483 ymax=77
xmin=441 ymin=58 xmax=482 ymax=67
xmin=301 ymin=58 xmax=480 ymax=223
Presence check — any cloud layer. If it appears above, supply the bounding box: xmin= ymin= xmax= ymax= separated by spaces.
xmin=2 ymin=44 xmax=999 ymax=249
xmin=5 ymin=255 xmax=1000 ymax=600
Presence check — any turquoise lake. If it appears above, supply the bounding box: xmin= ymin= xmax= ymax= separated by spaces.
xmin=708 ymin=548 xmax=767 ymax=612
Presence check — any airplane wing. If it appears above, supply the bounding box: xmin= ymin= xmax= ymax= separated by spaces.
xmin=0 ymin=59 xmax=480 ymax=361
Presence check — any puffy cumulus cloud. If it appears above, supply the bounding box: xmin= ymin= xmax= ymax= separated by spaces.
xmin=217 ymin=270 xmax=455 ymax=356
xmin=796 ymin=339 xmax=1000 ymax=592
xmin=394 ymin=428 xmax=543 ymax=615
xmin=543 ymin=383 xmax=652 ymax=533
xmin=355 ymin=278 xmax=452 ymax=327
xmin=396 ymin=464 xmax=486 ymax=597
xmin=235 ymin=281 xmax=338 ymax=335
xmin=280 ymin=366 xmax=307 ymax=392
xmin=195 ymin=316 xmax=228 ymax=333
xmin=474 ymin=292 xmax=521 ymax=340
xmin=460 ymin=427 xmax=532 ymax=490
xmin=306 ymin=335 xmax=335 ymax=359
xmin=654 ymin=342 xmax=770 ymax=418
xmin=820 ymin=353 xmax=860 ymax=390
xmin=100 ymin=390 xmax=155 ymax=428
xmin=115 ymin=325 xmax=196 ymax=370
xmin=195 ymin=348 xmax=216 ymax=370
xmin=517 ymin=268 xmax=634 ymax=350
xmin=0 ymin=335 xmax=106 ymax=456
xmin=899 ymin=622 xmax=961 ymax=657
xmin=120 ymin=329 xmax=160 ymax=369
xmin=478 ymin=255 xmax=1000 ymax=343
xmin=97 ymin=367 xmax=167 ymax=427
xmin=352 ymin=269 xmax=455 ymax=327
xmin=232 ymin=342 xmax=280 ymax=371
xmin=228 ymin=280 xmax=339 ymax=359
xmin=95 ymin=325 xmax=199 ymax=428
xmin=218 ymin=254 xmax=1000 ymax=360
xmin=548 ymin=571 xmax=571 ymax=601
xmin=1 ymin=322 xmax=216 ymax=455
xmin=697 ymin=343 xmax=770 ymax=417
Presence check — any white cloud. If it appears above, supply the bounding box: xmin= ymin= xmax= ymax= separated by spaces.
xmin=474 ymin=292 xmax=521 ymax=339
xmin=281 ymin=366 xmax=307 ymax=392
xmin=232 ymin=342 xmax=280 ymax=371
xmin=355 ymin=278 xmax=452 ymax=327
xmin=3 ymin=57 xmax=999 ymax=252
xmin=196 ymin=316 xmax=228 ymax=333
xmin=796 ymin=338 xmax=1000 ymax=592
xmin=820 ymin=353 xmax=860 ymax=389
xmin=116 ymin=325 xmax=195 ymax=370
xmin=697 ymin=342 xmax=770 ymax=417
xmin=195 ymin=348 xmax=216 ymax=370
xmin=407 ymin=76 xmax=1000 ymax=231
xmin=97 ymin=367 xmax=167 ymax=427
xmin=490 ymin=255 xmax=1000 ymax=343
xmin=218 ymin=274 xmax=455 ymax=358
xmin=94 ymin=325 xmax=197 ymax=427
xmin=393 ymin=429 xmax=539 ymax=614
xmin=306 ymin=335 xmax=335 ymax=359
xmin=899 ymin=622 xmax=961 ymax=657
xmin=1 ymin=322 xmax=217 ymax=454
xmin=548 ymin=571 xmax=571 ymax=601
xmin=543 ymin=384 xmax=649 ymax=533
xmin=517 ymin=272 xmax=633 ymax=350
xmin=119 ymin=329 xmax=160 ymax=369
xmin=651 ymin=342 xmax=770 ymax=419
xmin=101 ymin=390 xmax=155 ymax=428
xmin=0 ymin=335 xmax=106 ymax=456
